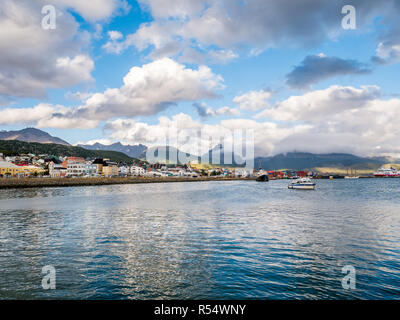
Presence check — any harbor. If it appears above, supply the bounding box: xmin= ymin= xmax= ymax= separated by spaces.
xmin=1 ymin=178 xmax=399 ymax=299
xmin=1 ymin=166 xmax=398 ymax=190
xmin=2 ymin=0 xmax=400 ymax=305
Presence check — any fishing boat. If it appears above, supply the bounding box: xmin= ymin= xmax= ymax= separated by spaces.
xmin=256 ymin=174 xmax=269 ymax=182
xmin=288 ymin=177 xmax=316 ymax=190
xmin=256 ymin=161 xmax=269 ymax=182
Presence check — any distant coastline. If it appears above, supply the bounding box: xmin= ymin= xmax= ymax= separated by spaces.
xmin=0 ymin=176 xmax=255 ymax=189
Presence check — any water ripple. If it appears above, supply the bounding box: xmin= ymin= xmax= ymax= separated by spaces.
xmin=0 ymin=179 xmax=400 ymax=299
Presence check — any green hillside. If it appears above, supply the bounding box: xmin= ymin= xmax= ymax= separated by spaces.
xmin=255 ymin=152 xmax=385 ymax=170
xmin=0 ymin=140 xmax=134 ymax=163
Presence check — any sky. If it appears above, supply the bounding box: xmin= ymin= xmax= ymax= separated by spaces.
xmin=0 ymin=0 xmax=400 ymax=157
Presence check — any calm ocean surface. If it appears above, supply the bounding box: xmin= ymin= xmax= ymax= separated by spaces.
xmin=0 ymin=179 xmax=399 ymax=299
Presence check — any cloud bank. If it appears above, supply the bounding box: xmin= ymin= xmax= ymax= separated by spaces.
xmin=104 ymin=0 xmax=400 ymax=64
xmin=286 ymin=54 xmax=371 ymax=89
xmin=0 ymin=58 xmax=224 ymax=127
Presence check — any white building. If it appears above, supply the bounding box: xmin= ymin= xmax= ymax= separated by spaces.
xmin=34 ymin=159 xmax=45 ymax=165
xmin=5 ymin=156 xmax=16 ymax=163
xmin=130 ymin=166 xmax=145 ymax=176
xmin=168 ymin=168 xmax=186 ymax=176
xmin=145 ymin=171 xmax=164 ymax=177
xmin=234 ymin=169 xmax=250 ymax=177
xmin=67 ymin=162 xmax=96 ymax=177
xmin=67 ymin=162 xmax=86 ymax=176
xmin=49 ymin=162 xmax=67 ymax=178
xmin=119 ymin=165 xmax=130 ymax=176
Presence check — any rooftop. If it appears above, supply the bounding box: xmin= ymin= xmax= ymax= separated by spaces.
xmin=0 ymin=161 xmax=20 ymax=169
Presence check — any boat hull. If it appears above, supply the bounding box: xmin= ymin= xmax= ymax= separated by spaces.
xmin=256 ymin=174 xmax=269 ymax=182
xmin=288 ymin=184 xmax=316 ymax=190
xmin=374 ymin=174 xmax=400 ymax=177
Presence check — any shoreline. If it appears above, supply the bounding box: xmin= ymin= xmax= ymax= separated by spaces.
xmin=0 ymin=176 xmax=389 ymax=190
xmin=0 ymin=176 xmax=256 ymax=189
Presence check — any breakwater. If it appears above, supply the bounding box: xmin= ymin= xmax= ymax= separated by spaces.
xmin=0 ymin=176 xmax=255 ymax=189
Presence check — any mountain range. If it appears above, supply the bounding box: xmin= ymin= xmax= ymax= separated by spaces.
xmin=0 ymin=140 xmax=135 ymax=163
xmin=201 ymin=144 xmax=244 ymax=166
xmin=254 ymin=152 xmax=385 ymax=171
xmin=0 ymin=127 xmax=392 ymax=169
xmin=78 ymin=142 xmax=147 ymax=159
xmin=144 ymin=145 xmax=200 ymax=164
xmin=79 ymin=142 xmax=246 ymax=166
xmin=0 ymin=128 xmax=70 ymax=146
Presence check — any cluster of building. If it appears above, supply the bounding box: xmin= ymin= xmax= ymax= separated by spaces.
xmin=0 ymin=152 xmax=313 ymax=179
xmin=0 ymin=153 xmax=46 ymax=177
xmin=0 ymin=153 xmax=143 ymax=178
xmin=261 ymin=169 xmax=312 ymax=179
xmin=49 ymin=157 xmax=151 ymax=178
xmin=190 ymin=165 xmax=313 ymax=179
xmin=0 ymin=152 xmax=209 ymax=178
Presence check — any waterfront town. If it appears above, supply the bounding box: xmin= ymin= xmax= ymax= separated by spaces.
xmin=3 ymin=1 xmax=400 ymax=303
xmin=0 ymin=151 xmax=312 ymax=180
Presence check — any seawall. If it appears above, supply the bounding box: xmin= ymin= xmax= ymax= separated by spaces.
xmin=0 ymin=176 xmax=255 ymax=189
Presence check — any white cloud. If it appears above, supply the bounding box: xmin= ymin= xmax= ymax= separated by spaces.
xmin=53 ymin=55 xmax=94 ymax=86
xmin=1 ymin=58 xmax=224 ymax=128
xmin=50 ymin=0 xmax=130 ymax=22
xmin=194 ymin=102 xmax=240 ymax=118
xmin=256 ymin=85 xmax=380 ymax=121
xmin=77 ymin=58 xmax=224 ymax=120
xmin=108 ymin=30 xmax=123 ymax=40
xmin=371 ymin=9 xmax=400 ymax=65
xmin=103 ymin=113 xmax=292 ymax=157
xmin=111 ymin=0 xmax=400 ymax=64
xmin=374 ymin=41 xmax=400 ymax=64
xmin=74 ymin=138 xmax=115 ymax=146
xmin=100 ymin=85 xmax=400 ymax=158
xmin=138 ymin=0 xmax=209 ymax=19
xmin=0 ymin=0 xmax=97 ymax=101
xmin=103 ymin=20 xmax=182 ymax=55
xmin=0 ymin=0 xmax=131 ymax=103
xmin=233 ymin=90 xmax=272 ymax=111
xmin=0 ymin=104 xmax=98 ymax=129
xmin=216 ymin=106 xmax=241 ymax=116
xmin=14 ymin=83 xmax=400 ymax=158
xmin=64 ymin=91 xmax=94 ymax=102
xmin=208 ymin=49 xmax=238 ymax=64
xmin=103 ymin=103 xmax=400 ymax=157
xmin=253 ymin=85 xmax=400 ymax=156
xmin=178 ymin=48 xmax=238 ymax=65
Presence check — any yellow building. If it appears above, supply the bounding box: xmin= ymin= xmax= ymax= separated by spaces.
xmin=0 ymin=161 xmax=45 ymax=177
xmin=102 ymin=163 xmax=119 ymax=177
xmin=0 ymin=161 xmax=24 ymax=177
xmin=21 ymin=165 xmax=46 ymax=176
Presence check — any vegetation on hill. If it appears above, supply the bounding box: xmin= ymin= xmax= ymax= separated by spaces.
xmin=255 ymin=152 xmax=384 ymax=170
xmin=0 ymin=140 xmax=135 ymax=163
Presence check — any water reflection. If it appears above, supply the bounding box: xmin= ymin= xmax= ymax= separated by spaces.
xmin=0 ymin=179 xmax=399 ymax=299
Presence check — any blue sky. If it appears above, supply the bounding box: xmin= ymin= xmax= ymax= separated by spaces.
xmin=1 ymin=0 xmax=400 ymax=157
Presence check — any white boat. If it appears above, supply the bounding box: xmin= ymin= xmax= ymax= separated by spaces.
xmin=345 ymin=168 xmax=359 ymax=179
xmin=373 ymin=167 xmax=400 ymax=177
xmin=288 ymin=177 xmax=316 ymax=190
